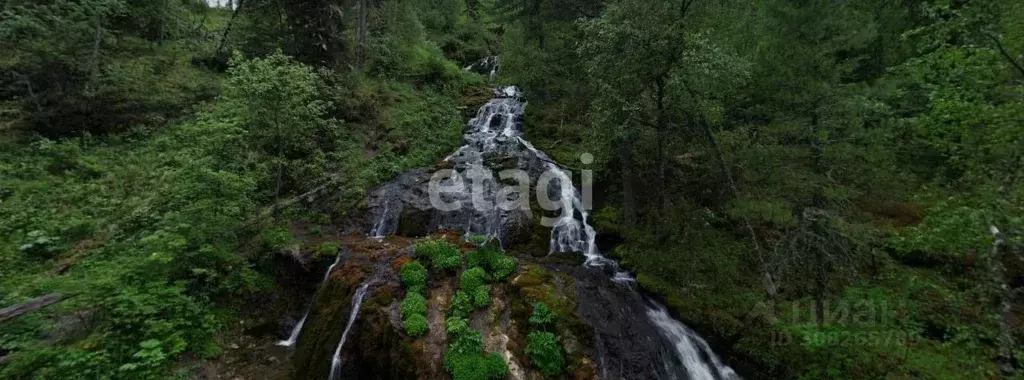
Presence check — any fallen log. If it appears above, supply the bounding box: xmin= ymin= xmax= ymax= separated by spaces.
xmin=0 ymin=293 xmax=67 ymax=324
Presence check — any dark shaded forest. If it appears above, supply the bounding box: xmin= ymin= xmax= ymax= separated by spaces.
xmin=0 ymin=0 xmax=1021 ymax=379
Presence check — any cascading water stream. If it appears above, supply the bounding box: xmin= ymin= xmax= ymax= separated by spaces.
xmin=327 ymin=282 xmax=373 ymax=380
xmin=349 ymin=86 xmax=737 ymax=379
xmin=451 ymin=87 xmax=738 ymax=380
xmin=370 ymin=201 xmax=391 ymax=238
xmin=277 ymin=252 xmax=346 ymax=347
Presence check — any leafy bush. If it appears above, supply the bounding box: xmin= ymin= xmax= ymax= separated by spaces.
xmin=447 ymin=327 xmax=483 ymax=360
xmin=490 ymin=255 xmax=517 ymax=280
xmin=434 ymin=248 xmax=463 ymax=271
xmin=484 ymin=353 xmax=510 ymax=378
xmin=404 ymin=314 xmax=429 ymax=337
xmin=401 ymin=292 xmax=428 ymax=319
xmin=460 ymin=267 xmax=488 ymax=292
xmin=526 ymin=331 xmax=564 ymax=376
xmin=466 ymin=245 xmax=517 ymax=280
xmin=529 ymin=302 xmax=556 ymax=327
xmin=888 ymin=202 xmax=993 ymax=265
xmin=417 ymin=239 xmax=462 ymax=271
xmin=446 ymin=316 xmax=470 ymax=335
xmin=261 ymin=227 xmax=294 ymax=250
xmin=446 ymin=351 xmax=509 ymax=380
xmin=408 ymin=284 xmax=426 ymax=295
xmin=467 ymin=235 xmax=490 ymax=245
xmin=472 ymin=285 xmax=491 ymax=309
xmin=317 ymin=241 xmax=341 ymax=259
xmin=466 ymin=248 xmax=487 ymax=268
xmin=400 ymin=261 xmax=429 ymax=289
xmin=444 ymin=312 xmax=507 ymax=379
xmin=18 ymin=230 xmax=61 ymax=258
xmin=450 ymin=290 xmax=473 ymax=317
xmin=415 ymin=238 xmax=456 ymax=259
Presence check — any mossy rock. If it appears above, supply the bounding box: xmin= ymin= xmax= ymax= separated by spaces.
xmin=510 ymin=264 xmax=596 ymax=379
xmin=291 ymin=262 xmax=370 ymax=379
xmin=535 ymin=251 xmax=586 ymax=267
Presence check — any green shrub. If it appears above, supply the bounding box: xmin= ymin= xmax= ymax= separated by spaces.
xmin=400 ymin=261 xmax=428 ymax=289
xmin=529 ymin=302 xmax=556 ymax=327
xmin=526 ymin=331 xmax=564 ymax=376
xmin=443 ymin=315 xmax=507 ymax=380
xmin=417 ymin=239 xmax=463 ymax=271
xmin=434 ymin=248 xmax=463 ymax=271
xmin=447 ymin=328 xmax=483 ymax=359
xmin=450 ymin=290 xmax=473 ymax=317
xmin=401 ymin=292 xmax=427 ymax=319
xmin=317 ymin=241 xmax=341 ymax=258
xmin=446 ymin=351 xmax=509 ymax=380
xmin=472 ymin=285 xmax=490 ymax=309
xmin=467 ymin=235 xmax=490 ymax=245
xmin=484 ymin=353 xmax=510 ymax=378
xmin=261 ymin=227 xmax=294 ymax=250
xmin=467 ymin=248 xmax=487 ymax=268
xmin=416 ymin=239 xmax=459 ymax=259
xmin=490 ymin=255 xmax=517 ymax=280
xmin=18 ymin=230 xmax=61 ymax=258
xmin=460 ymin=267 xmax=488 ymax=292
xmin=408 ymin=284 xmax=426 ymax=295
xmin=404 ymin=314 xmax=429 ymax=337
xmin=446 ymin=316 xmax=471 ymax=335
xmin=465 ymin=246 xmax=517 ymax=280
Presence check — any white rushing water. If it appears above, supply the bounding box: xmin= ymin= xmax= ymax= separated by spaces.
xmin=648 ymin=304 xmax=740 ymax=380
xmin=277 ymin=251 xmax=345 ymax=347
xmin=294 ymin=86 xmax=737 ymax=380
xmin=485 ymin=86 xmax=737 ymax=380
xmin=370 ymin=201 xmax=391 ymax=239
xmin=327 ymin=282 xmax=373 ymax=380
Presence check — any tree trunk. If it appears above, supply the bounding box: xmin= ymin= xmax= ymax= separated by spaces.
xmin=466 ymin=0 xmax=478 ymax=20
xmin=0 ymin=293 xmax=66 ymax=324
xmin=90 ymin=19 xmax=103 ymax=83
xmin=358 ymin=0 xmax=368 ymax=71
xmin=215 ymin=0 xmax=245 ymax=55
xmin=619 ymin=138 xmax=637 ymax=227
xmin=815 ymin=240 xmax=827 ymax=327
xmin=655 ymin=77 xmax=668 ymax=236
xmin=991 ymin=225 xmax=1018 ymax=377
xmin=697 ymin=116 xmax=777 ymax=298
xmin=273 ymin=125 xmax=285 ymax=223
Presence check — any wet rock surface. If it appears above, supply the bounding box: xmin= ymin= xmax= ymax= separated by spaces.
xmin=285 ymin=88 xmax=738 ymax=380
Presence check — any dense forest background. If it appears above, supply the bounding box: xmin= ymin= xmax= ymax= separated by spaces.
xmin=0 ymin=0 xmax=1022 ymax=379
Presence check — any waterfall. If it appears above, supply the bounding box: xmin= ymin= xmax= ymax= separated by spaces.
xmin=370 ymin=201 xmax=391 ymax=238
xmin=277 ymin=251 xmax=345 ymax=347
xmin=348 ymin=85 xmax=737 ymax=379
xmin=463 ymin=56 xmax=500 ymax=81
xmin=474 ymin=86 xmax=738 ymax=380
xmin=327 ymin=282 xmax=373 ymax=380
xmin=648 ymin=304 xmax=740 ymax=380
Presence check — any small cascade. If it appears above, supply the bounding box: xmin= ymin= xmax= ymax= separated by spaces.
xmin=527 ymin=142 xmax=738 ymax=378
xmin=370 ymin=201 xmax=391 ymax=238
xmin=648 ymin=304 xmax=740 ymax=380
xmin=463 ymin=55 xmax=500 ymax=81
xmin=366 ymin=185 xmax=402 ymax=239
xmin=277 ymin=251 xmax=346 ymax=347
xmin=327 ymin=282 xmax=373 ymax=380
xmin=355 ymin=86 xmax=738 ymax=379
xmin=474 ymin=87 xmax=736 ymax=379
